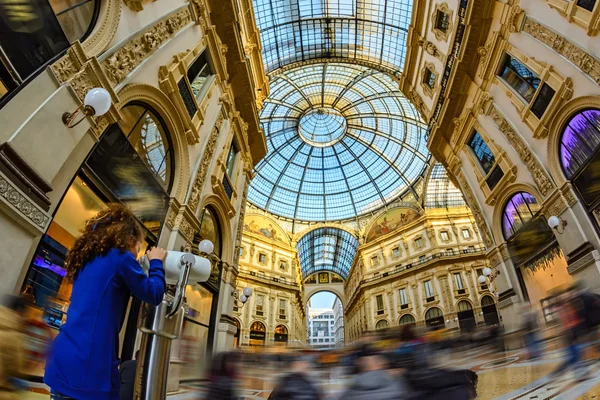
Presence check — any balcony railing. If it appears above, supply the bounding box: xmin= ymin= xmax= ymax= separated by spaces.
xmin=240 ymin=268 xmax=299 ymax=288
xmin=359 ymin=246 xmax=486 ymax=285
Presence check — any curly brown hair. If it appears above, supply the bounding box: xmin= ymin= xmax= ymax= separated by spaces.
xmin=65 ymin=203 xmax=144 ymax=279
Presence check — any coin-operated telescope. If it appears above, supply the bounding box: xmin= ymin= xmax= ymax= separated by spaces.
xmin=134 ymin=240 xmax=214 ymax=400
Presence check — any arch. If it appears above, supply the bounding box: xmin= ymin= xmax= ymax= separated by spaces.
xmin=457 ymin=300 xmax=473 ymax=312
xmin=250 ymin=321 xmax=266 ymax=331
xmin=375 ymin=319 xmax=389 ymax=330
xmin=244 ymin=213 xmax=293 ymax=244
xmin=294 ymin=223 xmax=359 ymax=242
xmin=492 ymin=183 xmax=543 ymax=243
xmin=304 ymin=288 xmax=345 ymax=309
xmin=558 ymin=108 xmax=600 ymax=179
xmin=199 ymin=195 xmax=234 ymax=264
xmin=82 ymin=0 xmax=122 ymax=56
xmin=481 ymin=295 xmax=500 ymax=326
xmin=424 ymin=306 xmax=443 ymax=320
xmin=117 ymin=84 xmax=190 ymax=203
xmin=481 ymin=295 xmax=496 ymax=306
xmin=399 ymin=314 xmax=416 ymax=326
xmin=274 ymin=324 xmax=289 ymax=334
xmin=296 ymin=227 xmax=358 ymax=279
xmin=547 ymin=96 xmax=600 ymax=186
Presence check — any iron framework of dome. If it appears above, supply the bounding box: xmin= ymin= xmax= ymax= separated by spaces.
xmin=247 ymin=63 xmax=430 ymax=222
xmin=253 ymin=0 xmax=413 ymax=77
xmin=296 ymin=227 xmax=359 ymax=279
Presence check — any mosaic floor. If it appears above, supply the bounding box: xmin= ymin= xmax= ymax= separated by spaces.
xmin=21 ymin=339 xmax=599 ymax=399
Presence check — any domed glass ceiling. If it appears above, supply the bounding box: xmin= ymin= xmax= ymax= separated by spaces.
xmin=247 ymin=63 xmax=430 ymax=221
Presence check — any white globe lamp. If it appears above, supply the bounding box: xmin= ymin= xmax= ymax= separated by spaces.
xmin=478 ymin=275 xmax=487 ymax=284
xmin=243 ymin=287 xmax=253 ymax=297
xmin=483 ymin=267 xmax=492 ymax=277
xmin=239 ymin=294 xmax=247 ymax=303
xmin=198 ymin=239 xmax=214 ymax=255
xmin=84 ymin=88 xmax=112 ymax=116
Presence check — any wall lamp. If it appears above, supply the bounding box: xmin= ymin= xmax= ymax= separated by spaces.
xmin=62 ymin=88 xmax=112 ymax=128
xmin=233 ymin=287 xmax=253 ymax=308
xmin=547 ymin=215 xmax=567 ymax=234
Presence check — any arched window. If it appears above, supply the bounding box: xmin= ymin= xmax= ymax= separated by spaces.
xmin=501 ymin=192 xmax=541 ymax=239
xmin=120 ymin=104 xmax=174 ymax=191
xmin=274 ymin=325 xmax=288 ymax=334
xmin=198 ymin=207 xmax=222 ymax=257
xmin=425 ymin=307 xmax=443 ymax=320
xmin=559 ymin=109 xmax=600 ymax=179
xmin=375 ymin=320 xmax=389 ymax=330
xmin=250 ymin=321 xmax=266 ymax=332
xmin=457 ymin=301 xmax=473 ymax=312
xmin=481 ymin=296 xmax=495 ymax=306
xmin=399 ymin=314 xmax=416 ymax=326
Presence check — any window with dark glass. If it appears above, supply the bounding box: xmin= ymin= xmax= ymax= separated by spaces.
xmin=0 ymin=0 xmax=98 ymax=104
xmin=424 ymin=68 xmax=436 ymax=88
xmin=226 ymin=141 xmax=239 ymax=179
xmin=576 ymin=0 xmax=596 ymax=11
xmin=468 ymin=131 xmax=496 ymax=175
xmin=498 ymin=54 xmax=540 ymax=103
xmin=415 ymin=237 xmax=424 ymax=248
xmin=375 ymin=320 xmax=389 ymax=330
xmin=376 ymin=294 xmax=384 ymax=311
xmin=485 ymin=165 xmax=505 ymax=190
xmin=399 ymin=288 xmax=408 ymax=305
xmin=501 ymin=192 xmax=541 ymax=239
xmin=187 ymin=52 xmax=213 ymax=101
xmin=435 ymin=10 xmax=450 ymax=32
xmin=531 ymin=83 xmax=556 ymax=119
xmin=559 ymin=109 xmax=600 ymax=179
xmin=258 ymin=253 xmax=266 ymax=263
xmin=424 ymin=280 xmax=434 ymax=298
xmin=399 ymin=314 xmax=416 ymax=325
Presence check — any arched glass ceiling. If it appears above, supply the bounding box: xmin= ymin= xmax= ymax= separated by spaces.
xmin=425 ymin=163 xmax=467 ymax=209
xmin=253 ymin=0 xmax=413 ymax=75
xmin=247 ymin=63 xmax=430 ymax=222
xmin=296 ymin=227 xmax=358 ymax=279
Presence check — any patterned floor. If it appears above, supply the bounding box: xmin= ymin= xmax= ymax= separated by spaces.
xmin=20 ymin=339 xmax=599 ymax=399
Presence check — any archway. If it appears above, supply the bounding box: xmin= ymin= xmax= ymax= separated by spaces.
xmin=376 ymin=319 xmax=389 ymax=331
xmin=307 ymin=291 xmax=344 ymax=349
xmin=274 ymin=325 xmax=289 ymax=346
xmin=481 ymin=296 xmax=499 ymax=326
xmin=425 ymin=307 xmax=445 ymax=329
xmin=249 ymin=321 xmax=266 ymax=346
xmin=399 ymin=314 xmax=416 ymax=326
xmin=457 ymin=301 xmax=476 ymax=332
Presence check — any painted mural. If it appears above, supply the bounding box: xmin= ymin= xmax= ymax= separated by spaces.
xmin=243 ymin=215 xmax=289 ymax=244
xmin=366 ymin=207 xmax=420 ymax=242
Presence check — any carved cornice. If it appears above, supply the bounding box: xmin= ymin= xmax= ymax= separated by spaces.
xmin=523 ymin=17 xmax=600 ymax=85
xmin=488 ymin=105 xmax=555 ymax=198
xmin=123 ymin=0 xmax=155 ymax=11
xmin=102 ymin=7 xmax=192 ymax=85
xmin=0 ymin=171 xmax=51 ymax=233
xmin=567 ymin=249 xmax=600 ymax=275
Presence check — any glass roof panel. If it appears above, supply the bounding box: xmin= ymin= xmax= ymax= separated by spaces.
xmin=425 ymin=163 xmax=468 ymax=209
xmin=253 ymin=0 xmax=413 ymax=76
xmin=296 ymin=227 xmax=359 ymax=279
xmin=248 ymin=63 xmax=430 ymax=221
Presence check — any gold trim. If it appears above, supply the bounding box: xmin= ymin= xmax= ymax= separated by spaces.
xmin=431 ymin=2 xmax=454 ymax=42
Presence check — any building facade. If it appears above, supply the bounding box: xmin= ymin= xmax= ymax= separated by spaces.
xmin=332 ymin=297 xmax=345 ymax=347
xmin=307 ymin=309 xmax=336 ymax=349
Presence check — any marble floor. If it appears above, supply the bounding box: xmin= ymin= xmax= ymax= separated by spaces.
xmin=20 ymin=339 xmax=599 ymax=399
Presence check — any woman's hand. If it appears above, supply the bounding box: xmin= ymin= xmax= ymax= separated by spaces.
xmin=147 ymin=246 xmax=167 ymax=262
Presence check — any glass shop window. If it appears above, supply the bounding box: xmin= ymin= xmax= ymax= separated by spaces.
xmin=187 ymin=51 xmax=213 ymax=101
xmin=0 ymin=0 xmax=98 ymax=105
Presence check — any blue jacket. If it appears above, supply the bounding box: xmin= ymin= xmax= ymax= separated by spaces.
xmin=44 ymin=248 xmax=166 ymax=400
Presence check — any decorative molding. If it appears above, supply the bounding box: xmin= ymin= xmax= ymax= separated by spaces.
xmin=456 ymin=172 xmax=494 ymax=248
xmin=187 ymin=112 xmax=225 ymax=213
xmin=83 ymin=0 xmax=122 ymax=57
xmin=102 ymin=8 xmax=192 ymax=85
xmin=408 ymin=89 xmax=430 ymax=122
xmin=0 ymin=172 xmax=51 ymax=233
xmin=523 ymin=17 xmax=600 ymax=85
xmin=418 ymin=39 xmax=443 ymax=60
xmin=123 ymin=0 xmax=156 ymax=11
xmin=541 ymin=0 xmax=600 ymax=36
xmin=431 ymin=2 xmax=454 ymax=42
xmin=489 ymin=105 xmax=555 ymax=197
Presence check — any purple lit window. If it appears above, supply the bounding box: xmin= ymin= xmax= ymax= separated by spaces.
xmin=560 ymin=109 xmax=600 ymax=179
xmin=501 ymin=192 xmax=541 ymax=239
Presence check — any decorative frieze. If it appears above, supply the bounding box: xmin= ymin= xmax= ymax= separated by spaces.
xmin=0 ymin=172 xmax=51 ymax=233
xmin=522 ymin=17 xmax=600 ymax=85
xmin=102 ymin=7 xmax=192 ymax=85
xmin=489 ymin=106 xmax=555 ymax=197
xmin=567 ymin=249 xmax=600 ymax=275
xmin=188 ymin=112 xmax=225 ymax=213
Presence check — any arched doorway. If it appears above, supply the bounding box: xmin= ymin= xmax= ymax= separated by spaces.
xmin=481 ymin=296 xmax=499 ymax=326
xmin=233 ymin=319 xmax=241 ymax=347
xmin=274 ymin=325 xmax=289 ymax=345
xmin=307 ymin=291 xmax=344 ymax=348
xmin=425 ymin=307 xmax=445 ymax=329
xmin=250 ymin=321 xmax=266 ymax=346
xmin=375 ymin=319 xmax=389 ymax=331
xmin=20 ymin=102 xmax=174 ymax=367
xmin=399 ymin=314 xmax=416 ymax=326
xmin=457 ymin=301 xmax=476 ymax=332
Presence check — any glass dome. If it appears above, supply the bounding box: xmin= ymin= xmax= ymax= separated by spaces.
xmin=247 ymin=63 xmax=430 ymax=221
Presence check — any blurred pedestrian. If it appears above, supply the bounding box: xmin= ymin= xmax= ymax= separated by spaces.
xmin=207 ymin=352 xmax=240 ymax=400
xmin=269 ymin=355 xmax=322 ymax=400
xmin=44 ymin=204 xmax=167 ymax=400
xmin=341 ymin=346 xmax=409 ymax=400
xmin=521 ymin=305 xmax=542 ymax=359
xmin=0 ymin=295 xmax=25 ymax=400
xmin=550 ymin=289 xmax=586 ymax=380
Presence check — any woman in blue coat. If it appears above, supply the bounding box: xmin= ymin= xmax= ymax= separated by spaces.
xmin=44 ymin=204 xmax=167 ymax=400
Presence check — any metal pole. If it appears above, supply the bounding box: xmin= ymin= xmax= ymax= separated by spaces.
xmin=134 ymin=254 xmax=196 ymax=400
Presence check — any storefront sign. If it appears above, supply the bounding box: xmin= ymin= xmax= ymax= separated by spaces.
xmin=249 ymin=331 xmax=265 ymax=340
xmin=274 ymin=333 xmax=288 ymax=342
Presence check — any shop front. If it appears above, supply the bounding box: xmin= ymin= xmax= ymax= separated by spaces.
xmin=20 ymin=103 xmax=174 ymax=373
xmin=274 ymin=325 xmax=288 ymax=345
xmin=249 ymin=321 xmax=266 ymax=346
xmin=425 ymin=307 xmax=445 ymax=328
xmin=481 ymin=295 xmax=499 ymax=326
xmin=456 ymin=301 xmax=476 ymax=332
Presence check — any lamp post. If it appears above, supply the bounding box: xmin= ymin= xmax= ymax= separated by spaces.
xmin=478 ymin=267 xmax=499 ymax=298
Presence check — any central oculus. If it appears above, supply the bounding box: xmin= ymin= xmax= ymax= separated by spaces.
xmin=298 ymin=108 xmax=347 ymax=147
